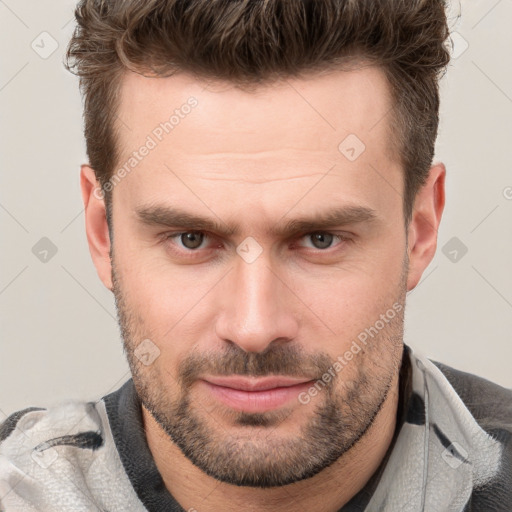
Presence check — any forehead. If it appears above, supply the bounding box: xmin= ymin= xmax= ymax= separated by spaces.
xmin=116 ymin=65 xmax=395 ymax=161
xmin=112 ymin=66 xmax=402 ymax=226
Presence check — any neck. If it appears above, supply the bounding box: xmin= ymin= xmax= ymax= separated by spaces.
xmin=143 ymin=371 xmax=400 ymax=512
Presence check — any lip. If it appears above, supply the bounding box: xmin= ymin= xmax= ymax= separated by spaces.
xmin=200 ymin=376 xmax=314 ymax=413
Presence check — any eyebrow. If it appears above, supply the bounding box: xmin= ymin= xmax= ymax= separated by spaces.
xmin=135 ymin=204 xmax=377 ymax=238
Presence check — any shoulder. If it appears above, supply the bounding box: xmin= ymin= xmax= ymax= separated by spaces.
xmin=431 ymin=359 xmax=512 ymax=510
xmin=0 ymin=400 xmax=107 ymax=510
xmin=0 ymin=387 xmax=148 ymax=511
xmin=431 ymin=360 xmax=512 ymax=433
xmin=0 ymin=400 xmax=105 ymax=453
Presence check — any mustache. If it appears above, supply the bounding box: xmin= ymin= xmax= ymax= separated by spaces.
xmin=176 ymin=343 xmax=335 ymax=389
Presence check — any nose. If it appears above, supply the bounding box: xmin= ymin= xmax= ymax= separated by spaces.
xmin=214 ymin=253 xmax=299 ymax=353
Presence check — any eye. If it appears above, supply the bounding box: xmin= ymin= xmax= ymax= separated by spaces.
xmin=170 ymin=231 xmax=207 ymax=250
xmin=299 ymin=232 xmax=345 ymax=250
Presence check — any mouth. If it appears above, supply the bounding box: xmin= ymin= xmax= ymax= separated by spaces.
xmin=199 ymin=376 xmax=315 ymax=413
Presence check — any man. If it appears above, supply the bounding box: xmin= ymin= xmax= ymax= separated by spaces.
xmin=0 ymin=0 xmax=510 ymax=510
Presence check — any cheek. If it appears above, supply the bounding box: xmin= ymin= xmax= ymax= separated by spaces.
xmin=115 ymin=246 xmax=222 ymax=356
xmin=311 ymin=283 xmax=403 ymax=375
xmin=303 ymin=277 xmax=402 ymax=356
xmin=294 ymin=239 xmax=404 ymax=323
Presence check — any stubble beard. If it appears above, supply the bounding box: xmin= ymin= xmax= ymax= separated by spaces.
xmin=112 ymin=261 xmax=406 ymax=488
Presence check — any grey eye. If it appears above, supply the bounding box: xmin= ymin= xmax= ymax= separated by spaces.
xmin=180 ymin=232 xmax=204 ymax=249
xmin=309 ymin=232 xmax=334 ymax=249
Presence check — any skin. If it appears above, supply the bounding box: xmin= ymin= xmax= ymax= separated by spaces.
xmin=81 ymin=65 xmax=445 ymax=511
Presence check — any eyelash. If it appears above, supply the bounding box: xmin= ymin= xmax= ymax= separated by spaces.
xmin=162 ymin=231 xmax=351 ymax=256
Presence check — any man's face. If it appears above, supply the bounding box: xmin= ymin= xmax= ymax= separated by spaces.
xmin=109 ymin=66 xmax=408 ymax=487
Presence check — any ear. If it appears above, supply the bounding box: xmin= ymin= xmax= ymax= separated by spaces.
xmin=406 ymin=163 xmax=446 ymax=291
xmin=80 ymin=165 xmax=113 ymax=290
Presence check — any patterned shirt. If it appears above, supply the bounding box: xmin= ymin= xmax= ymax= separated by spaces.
xmin=1 ymin=345 xmax=511 ymax=511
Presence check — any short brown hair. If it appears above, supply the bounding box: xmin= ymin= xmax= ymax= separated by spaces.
xmin=66 ymin=0 xmax=450 ymax=223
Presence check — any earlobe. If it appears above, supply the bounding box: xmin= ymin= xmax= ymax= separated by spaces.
xmin=80 ymin=165 xmax=113 ymax=290
xmin=406 ymin=163 xmax=446 ymax=291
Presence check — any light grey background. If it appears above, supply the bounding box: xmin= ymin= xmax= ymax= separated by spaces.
xmin=1 ymin=0 xmax=511 ymax=420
